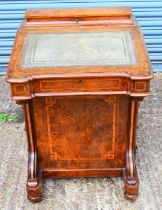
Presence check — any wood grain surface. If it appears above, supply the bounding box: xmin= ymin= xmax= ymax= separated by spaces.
xmin=6 ymin=7 xmax=153 ymax=202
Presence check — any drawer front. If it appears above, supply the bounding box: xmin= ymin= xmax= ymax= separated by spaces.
xmin=33 ymin=77 xmax=128 ymax=93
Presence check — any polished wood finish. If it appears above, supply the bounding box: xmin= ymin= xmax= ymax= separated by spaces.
xmin=7 ymin=7 xmax=153 ymax=202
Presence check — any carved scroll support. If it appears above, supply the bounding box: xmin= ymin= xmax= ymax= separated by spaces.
xmin=124 ymin=97 xmax=142 ymax=201
xmin=23 ymin=100 xmax=42 ymax=202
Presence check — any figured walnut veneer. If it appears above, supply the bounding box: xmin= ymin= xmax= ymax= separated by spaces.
xmin=7 ymin=7 xmax=153 ymax=202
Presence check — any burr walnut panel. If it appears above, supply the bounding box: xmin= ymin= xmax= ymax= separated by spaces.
xmin=33 ymin=95 xmax=128 ymax=170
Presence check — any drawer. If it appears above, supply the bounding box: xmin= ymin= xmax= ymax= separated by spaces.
xmin=33 ymin=77 xmax=128 ymax=93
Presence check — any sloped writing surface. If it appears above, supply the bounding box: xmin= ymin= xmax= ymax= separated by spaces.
xmin=21 ymin=31 xmax=137 ymax=68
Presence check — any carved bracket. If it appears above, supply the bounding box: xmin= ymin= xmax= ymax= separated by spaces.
xmin=124 ymin=97 xmax=140 ymax=200
xmin=23 ymin=100 xmax=38 ymax=186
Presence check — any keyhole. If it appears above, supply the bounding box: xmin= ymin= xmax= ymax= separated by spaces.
xmin=76 ymin=19 xmax=79 ymax=24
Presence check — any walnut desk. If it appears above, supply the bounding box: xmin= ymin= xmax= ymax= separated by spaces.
xmin=7 ymin=7 xmax=153 ymax=202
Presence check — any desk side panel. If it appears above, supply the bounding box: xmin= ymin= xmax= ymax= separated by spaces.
xmin=32 ymin=95 xmax=128 ymax=173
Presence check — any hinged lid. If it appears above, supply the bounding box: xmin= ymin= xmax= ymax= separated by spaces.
xmin=7 ymin=7 xmax=153 ymax=82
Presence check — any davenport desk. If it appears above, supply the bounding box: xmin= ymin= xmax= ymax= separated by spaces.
xmin=7 ymin=7 xmax=153 ymax=202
